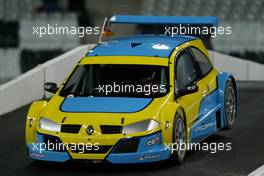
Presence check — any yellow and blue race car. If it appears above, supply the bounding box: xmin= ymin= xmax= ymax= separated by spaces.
xmin=26 ymin=15 xmax=237 ymax=164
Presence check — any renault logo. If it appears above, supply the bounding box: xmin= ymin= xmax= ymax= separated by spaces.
xmin=86 ymin=125 xmax=94 ymax=135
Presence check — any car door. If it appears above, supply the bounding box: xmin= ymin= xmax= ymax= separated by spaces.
xmin=174 ymin=48 xmax=209 ymax=126
xmin=190 ymin=46 xmax=219 ymax=113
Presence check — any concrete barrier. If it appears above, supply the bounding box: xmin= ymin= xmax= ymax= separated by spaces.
xmin=0 ymin=44 xmax=95 ymax=116
xmin=0 ymin=65 xmax=44 ymax=115
xmin=209 ymin=51 xmax=264 ymax=81
xmin=209 ymin=51 xmax=249 ymax=80
xmin=248 ymin=62 xmax=264 ymax=81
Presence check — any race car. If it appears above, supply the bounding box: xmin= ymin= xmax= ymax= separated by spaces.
xmin=25 ymin=15 xmax=237 ymax=164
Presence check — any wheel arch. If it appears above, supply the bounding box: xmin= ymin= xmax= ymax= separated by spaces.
xmin=159 ymin=102 xmax=187 ymax=147
xmin=217 ymin=72 xmax=238 ymax=128
xmin=217 ymin=72 xmax=237 ymax=97
xmin=172 ymin=106 xmax=190 ymax=145
xmin=176 ymin=106 xmax=187 ymax=126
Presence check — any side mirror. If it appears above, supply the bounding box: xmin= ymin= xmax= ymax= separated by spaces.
xmin=44 ymin=82 xmax=58 ymax=94
xmin=177 ymin=84 xmax=198 ymax=98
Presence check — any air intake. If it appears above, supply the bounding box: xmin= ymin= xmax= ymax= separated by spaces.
xmin=100 ymin=125 xmax=123 ymax=134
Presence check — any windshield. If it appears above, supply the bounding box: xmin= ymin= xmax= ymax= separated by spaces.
xmin=60 ymin=64 xmax=169 ymax=98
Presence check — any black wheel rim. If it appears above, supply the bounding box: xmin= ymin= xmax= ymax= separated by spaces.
xmin=174 ymin=118 xmax=186 ymax=158
xmin=225 ymin=84 xmax=236 ymax=125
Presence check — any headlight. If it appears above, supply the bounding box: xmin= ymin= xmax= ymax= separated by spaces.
xmin=39 ymin=117 xmax=61 ymax=132
xmin=123 ymin=119 xmax=159 ymax=134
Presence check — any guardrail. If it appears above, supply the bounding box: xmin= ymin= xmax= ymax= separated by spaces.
xmin=0 ymin=45 xmax=263 ymax=116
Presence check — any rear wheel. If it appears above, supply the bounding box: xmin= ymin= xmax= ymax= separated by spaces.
xmin=171 ymin=113 xmax=186 ymax=164
xmin=224 ymin=79 xmax=237 ymax=129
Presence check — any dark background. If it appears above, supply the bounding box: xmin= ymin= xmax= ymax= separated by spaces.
xmin=0 ymin=0 xmax=264 ymax=84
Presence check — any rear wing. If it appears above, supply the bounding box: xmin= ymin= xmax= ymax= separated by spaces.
xmin=109 ymin=15 xmax=219 ymax=27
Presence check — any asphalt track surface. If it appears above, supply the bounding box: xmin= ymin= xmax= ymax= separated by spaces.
xmin=0 ymin=87 xmax=264 ymax=176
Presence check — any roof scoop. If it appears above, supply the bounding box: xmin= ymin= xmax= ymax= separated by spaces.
xmin=131 ymin=43 xmax=141 ymax=48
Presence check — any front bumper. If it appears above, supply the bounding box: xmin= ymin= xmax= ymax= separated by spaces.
xmin=27 ymin=131 xmax=170 ymax=164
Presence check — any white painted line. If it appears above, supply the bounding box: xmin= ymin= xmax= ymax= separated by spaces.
xmin=249 ymin=164 xmax=264 ymax=176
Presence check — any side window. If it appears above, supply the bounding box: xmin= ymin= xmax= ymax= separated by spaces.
xmin=175 ymin=50 xmax=198 ymax=90
xmin=191 ymin=47 xmax=213 ymax=76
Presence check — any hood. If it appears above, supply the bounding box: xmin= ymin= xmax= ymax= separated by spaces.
xmin=60 ymin=97 xmax=153 ymax=113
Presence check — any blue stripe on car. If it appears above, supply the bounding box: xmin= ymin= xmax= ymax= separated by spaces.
xmin=60 ymin=97 xmax=153 ymax=113
xmin=87 ymin=35 xmax=195 ymax=58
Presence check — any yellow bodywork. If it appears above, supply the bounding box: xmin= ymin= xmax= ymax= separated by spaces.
xmin=26 ymin=39 xmax=218 ymax=160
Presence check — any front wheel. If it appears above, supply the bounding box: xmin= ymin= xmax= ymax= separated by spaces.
xmin=223 ymin=78 xmax=237 ymax=130
xmin=171 ymin=113 xmax=186 ymax=164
